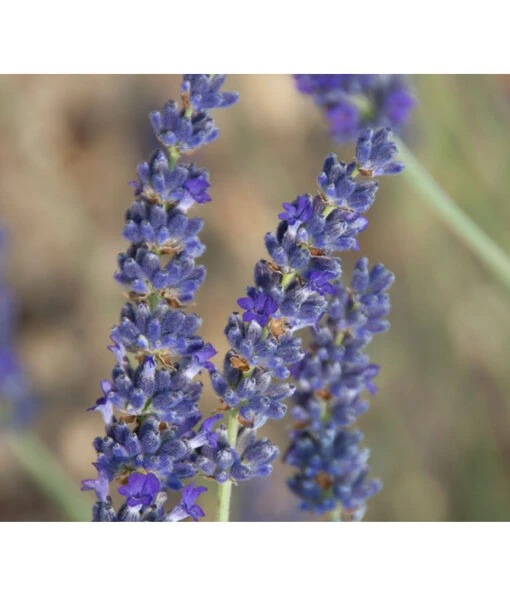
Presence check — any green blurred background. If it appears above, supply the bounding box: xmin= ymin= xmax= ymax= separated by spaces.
xmin=1 ymin=74 xmax=509 ymax=521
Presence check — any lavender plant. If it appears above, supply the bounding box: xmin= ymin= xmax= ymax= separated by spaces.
xmin=206 ymin=127 xmax=403 ymax=521
xmin=295 ymin=75 xmax=415 ymax=143
xmin=81 ymin=75 xmax=239 ymax=522
xmin=81 ymin=75 xmax=403 ymax=522
xmin=0 ymin=229 xmax=34 ymax=429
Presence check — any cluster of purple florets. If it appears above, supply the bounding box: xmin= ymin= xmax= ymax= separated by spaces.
xmin=150 ymin=75 xmax=238 ymax=151
xmin=206 ymin=128 xmax=403 ymax=503
xmin=280 ymin=129 xmax=403 ymax=520
xmin=285 ymin=258 xmax=394 ymax=519
xmin=0 ymin=229 xmax=34 ymax=430
xmin=295 ymin=74 xmax=415 ymax=143
xmin=82 ymin=73 xmax=403 ymax=522
xmin=81 ymin=75 xmax=239 ymax=522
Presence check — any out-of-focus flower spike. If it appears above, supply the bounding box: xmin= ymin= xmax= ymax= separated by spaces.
xmin=0 ymin=228 xmax=35 ymax=430
xmin=294 ymin=74 xmax=415 ymax=143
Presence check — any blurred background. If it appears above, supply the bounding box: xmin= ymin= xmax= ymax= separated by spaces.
xmin=1 ymin=74 xmax=510 ymax=521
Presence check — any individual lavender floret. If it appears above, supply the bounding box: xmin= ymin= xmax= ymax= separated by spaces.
xmin=118 ymin=471 xmax=160 ymax=507
xmin=202 ymin=129 xmax=402 ymax=487
xmin=285 ymin=258 xmax=394 ymax=520
xmin=279 ymin=194 xmax=313 ymax=225
xmin=295 ymin=74 xmax=415 ymax=143
xmin=237 ymin=287 xmax=279 ymax=327
xmin=166 ymin=482 xmax=207 ymax=522
xmin=82 ymin=75 xmax=238 ymax=521
xmin=0 ymin=229 xmax=35 ymax=429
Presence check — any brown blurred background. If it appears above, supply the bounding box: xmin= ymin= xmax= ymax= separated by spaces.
xmin=1 ymin=74 xmax=510 ymax=521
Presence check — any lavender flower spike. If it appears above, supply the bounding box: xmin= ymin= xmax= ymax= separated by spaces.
xmin=0 ymin=228 xmax=35 ymax=430
xmin=202 ymin=128 xmax=403 ymax=521
xmin=82 ymin=75 xmax=239 ymax=522
xmin=285 ymin=258 xmax=394 ymax=520
xmin=294 ymin=74 xmax=416 ymax=143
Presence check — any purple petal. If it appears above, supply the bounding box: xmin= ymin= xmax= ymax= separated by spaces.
xmin=237 ymin=297 xmax=254 ymax=310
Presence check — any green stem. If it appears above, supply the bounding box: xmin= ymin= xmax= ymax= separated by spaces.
xmin=167 ymin=146 xmax=181 ymax=170
xmin=281 ymin=271 xmax=297 ymax=290
xmin=396 ymin=138 xmax=510 ymax=291
xmin=215 ymin=410 xmax=240 ymax=522
xmin=329 ymin=507 xmax=341 ymax=522
xmin=7 ymin=433 xmax=91 ymax=521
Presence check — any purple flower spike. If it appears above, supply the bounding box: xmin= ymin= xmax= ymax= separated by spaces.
xmin=285 ymin=259 xmax=395 ymax=518
xmin=0 ymin=229 xmax=36 ymax=430
xmin=84 ymin=75 xmax=239 ymax=522
xmin=294 ymin=74 xmax=415 ymax=143
xmin=118 ymin=472 xmax=160 ymax=507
